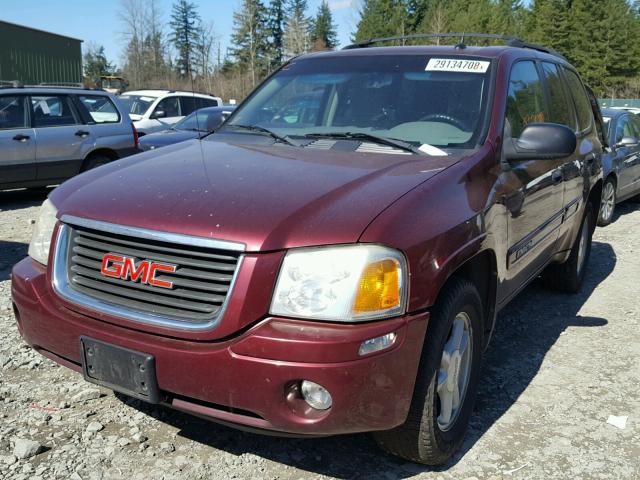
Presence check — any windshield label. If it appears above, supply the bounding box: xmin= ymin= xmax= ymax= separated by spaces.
xmin=426 ymin=59 xmax=490 ymax=73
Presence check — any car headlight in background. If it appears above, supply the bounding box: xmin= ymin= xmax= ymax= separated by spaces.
xmin=28 ymin=199 xmax=59 ymax=266
xmin=270 ymin=245 xmax=407 ymax=322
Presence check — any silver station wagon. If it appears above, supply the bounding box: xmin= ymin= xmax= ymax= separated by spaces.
xmin=0 ymin=87 xmax=139 ymax=191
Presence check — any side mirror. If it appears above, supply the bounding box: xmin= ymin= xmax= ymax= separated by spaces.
xmin=206 ymin=112 xmax=227 ymax=131
xmin=505 ymin=123 xmax=577 ymax=161
xmin=151 ymin=109 xmax=166 ymax=119
xmin=615 ymin=136 xmax=638 ymax=148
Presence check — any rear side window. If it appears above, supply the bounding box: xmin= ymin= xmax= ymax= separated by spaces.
xmin=198 ymin=98 xmax=219 ymax=108
xmin=180 ymin=96 xmax=197 ymax=116
xmin=31 ymin=95 xmax=79 ymax=127
xmin=0 ymin=96 xmax=28 ymax=129
xmin=505 ymin=61 xmax=546 ymax=138
xmin=541 ymin=62 xmax=575 ymax=129
xmin=563 ymin=68 xmax=592 ymax=132
xmin=78 ymin=95 xmax=120 ymax=123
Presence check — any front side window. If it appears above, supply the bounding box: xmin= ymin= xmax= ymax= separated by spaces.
xmin=0 ymin=95 xmax=28 ymax=129
xmin=78 ymin=95 xmax=120 ymax=123
xmin=154 ymin=97 xmax=180 ymax=117
xmin=225 ymin=55 xmax=493 ymax=150
xmin=563 ymin=68 xmax=593 ymax=132
xmin=31 ymin=95 xmax=79 ymax=127
xmin=541 ymin=62 xmax=575 ymax=129
xmin=505 ymin=61 xmax=546 ymax=138
xmin=614 ymin=115 xmax=636 ymax=144
xmin=118 ymin=95 xmax=157 ymax=116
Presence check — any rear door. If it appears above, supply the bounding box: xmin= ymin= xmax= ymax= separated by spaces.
xmin=0 ymin=95 xmax=36 ymax=184
xmin=499 ymin=60 xmax=565 ymax=300
xmin=30 ymin=94 xmax=94 ymax=181
xmin=623 ymin=114 xmax=640 ymax=196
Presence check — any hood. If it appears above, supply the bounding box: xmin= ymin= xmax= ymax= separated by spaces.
xmin=138 ymin=129 xmax=200 ymax=149
xmin=50 ymin=139 xmax=463 ymax=252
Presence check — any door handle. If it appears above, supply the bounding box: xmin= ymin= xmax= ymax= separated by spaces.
xmin=552 ymin=170 xmax=563 ymax=184
xmin=13 ymin=134 xmax=30 ymax=142
xmin=75 ymin=130 xmax=90 ymax=137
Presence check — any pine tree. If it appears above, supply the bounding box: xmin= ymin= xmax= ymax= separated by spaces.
xmin=83 ymin=44 xmax=114 ymax=84
xmin=169 ymin=0 xmax=201 ymax=77
xmin=284 ymin=0 xmax=311 ymax=57
xmin=267 ymin=0 xmax=286 ymax=67
xmin=231 ymin=0 xmax=269 ymax=86
xmin=354 ymin=0 xmax=409 ymax=43
xmin=311 ymin=0 xmax=338 ymax=50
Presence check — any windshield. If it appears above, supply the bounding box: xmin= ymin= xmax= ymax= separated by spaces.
xmin=175 ymin=109 xmax=213 ymax=132
xmin=118 ymin=95 xmax=157 ymax=116
xmin=225 ymin=55 xmax=492 ymax=149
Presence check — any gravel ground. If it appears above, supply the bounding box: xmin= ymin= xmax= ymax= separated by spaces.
xmin=1 ymin=187 xmax=639 ymax=480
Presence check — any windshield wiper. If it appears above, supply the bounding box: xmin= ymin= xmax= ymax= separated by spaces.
xmin=304 ymin=132 xmax=426 ymax=155
xmin=228 ymin=124 xmax=298 ymax=146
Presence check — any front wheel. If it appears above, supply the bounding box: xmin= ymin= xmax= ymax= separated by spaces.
xmin=597 ymin=178 xmax=616 ymax=226
xmin=373 ymin=277 xmax=483 ymax=465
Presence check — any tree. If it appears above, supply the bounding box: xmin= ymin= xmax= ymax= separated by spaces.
xmin=267 ymin=0 xmax=286 ymax=67
xmin=169 ymin=0 xmax=201 ymax=77
xmin=83 ymin=44 xmax=114 ymax=83
xmin=354 ymin=0 xmax=409 ymax=43
xmin=311 ymin=0 xmax=338 ymax=50
xmin=284 ymin=0 xmax=312 ymax=57
xmin=231 ymin=0 xmax=269 ymax=86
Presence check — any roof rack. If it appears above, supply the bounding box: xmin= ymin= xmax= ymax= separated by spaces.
xmin=343 ymin=33 xmax=567 ymax=60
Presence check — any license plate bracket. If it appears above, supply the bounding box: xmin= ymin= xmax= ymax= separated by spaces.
xmin=80 ymin=336 xmax=160 ymax=403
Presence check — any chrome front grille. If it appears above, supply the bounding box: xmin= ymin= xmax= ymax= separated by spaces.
xmin=53 ymin=216 xmax=244 ymax=330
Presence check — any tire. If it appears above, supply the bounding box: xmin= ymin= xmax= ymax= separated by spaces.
xmin=373 ymin=277 xmax=483 ymax=465
xmin=597 ymin=178 xmax=616 ymax=226
xmin=543 ymin=205 xmax=593 ymax=293
xmin=81 ymin=154 xmax=112 ymax=172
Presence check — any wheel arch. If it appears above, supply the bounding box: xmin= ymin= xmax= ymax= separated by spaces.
xmin=81 ymin=148 xmax=119 ymax=172
xmin=429 ymin=248 xmax=498 ymax=350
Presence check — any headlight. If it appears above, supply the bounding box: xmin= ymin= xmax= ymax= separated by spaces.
xmin=270 ymin=245 xmax=407 ymax=322
xmin=28 ymin=199 xmax=59 ymax=265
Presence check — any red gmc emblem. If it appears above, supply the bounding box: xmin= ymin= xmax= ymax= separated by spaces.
xmin=100 ymin=254 xmax=177 ymax=289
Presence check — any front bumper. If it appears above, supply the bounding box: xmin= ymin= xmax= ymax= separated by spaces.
xmin=11 ymin=257 xmax=429 ymax=436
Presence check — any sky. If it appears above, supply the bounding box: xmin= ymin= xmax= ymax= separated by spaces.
xmin=0 ymin=0 xmax=360 ymax=68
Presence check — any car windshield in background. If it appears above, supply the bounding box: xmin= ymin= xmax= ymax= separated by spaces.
xmin=174 ymin=109 xmax=211 ymax=132
xmin=224 ymin=55 xmax=492 ymax=150
xmin=118 ymin=95 xmax=156 ymax=116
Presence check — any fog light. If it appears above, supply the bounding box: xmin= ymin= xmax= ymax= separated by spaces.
xmin=358 ymin=332 xmax=396 ymax=356
xmin=300 ymin=380 xmax=332 ymax=410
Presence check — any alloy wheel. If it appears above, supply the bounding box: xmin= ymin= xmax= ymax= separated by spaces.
xmin=436 ymin=312 xmax=473 ymax=431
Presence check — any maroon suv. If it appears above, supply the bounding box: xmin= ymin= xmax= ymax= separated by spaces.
xmin=12 ymin=35 xmax=603 ymax=465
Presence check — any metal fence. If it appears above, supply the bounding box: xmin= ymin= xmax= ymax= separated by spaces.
xmin=598 ymin=98 xmax=640 ymax=108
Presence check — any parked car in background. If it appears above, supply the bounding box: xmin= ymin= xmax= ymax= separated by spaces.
xmin=598 ymin=107 xmax=640 ymax=225
xmin=118 ymin=90 xmax=222 ymax=136
xmin=609 ymin=106 xmax=640 ymax=116
xmin=12 ymin=35 xmax=603 ymax=466
xmin=0 ymin=87 xmax=138 ymax=192
xmin=138 ymin=106 xmax=235 ymax=151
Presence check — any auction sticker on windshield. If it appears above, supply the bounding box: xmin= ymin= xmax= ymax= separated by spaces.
xmin=426 ymin=58 xmax=490 ymax=73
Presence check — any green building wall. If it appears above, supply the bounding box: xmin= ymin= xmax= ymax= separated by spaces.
xmin=0 ymin=20 xmax=82 ymax=85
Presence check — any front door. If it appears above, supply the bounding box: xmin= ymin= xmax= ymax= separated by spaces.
xmin=0 ymin=95 xmax=36 ymax=185
xmin=499 ymin=60 xmax=565 ymax=301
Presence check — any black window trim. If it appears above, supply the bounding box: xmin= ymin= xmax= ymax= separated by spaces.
xmin=0 ymin=94 xmax=31 ymax=131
